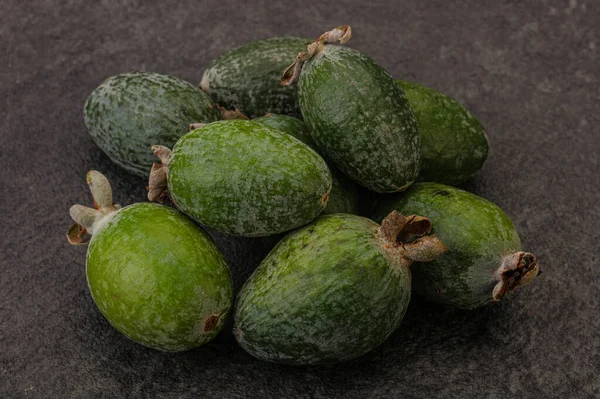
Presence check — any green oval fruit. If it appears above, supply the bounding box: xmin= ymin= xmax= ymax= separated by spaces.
xmin=253 ymin=113 xmax=313 ymax=146
xmin=283 ymin=26 xmax=420 ymax=193
xmin=201 ymin=37 xmax=311 ymax=118
xmin=84 ymin=72 xmax=219 ymax=177
xmin=371 ymin=182 xmax=540 ymax=309
xmin=67 ymin=171 xmax=232 ymax=351
xmin=234 ymin=212 xmax=446 ymax=365
xmin=253 ymin=113 xmax=359 ymax=215
xmin=148 ymin=120 xmax=332 ymax=237
xmin=396 ymin=80 xmax=489 ymax=185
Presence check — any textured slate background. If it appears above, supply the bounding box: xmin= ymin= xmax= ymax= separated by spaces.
xmin=1 ymin=1 xmax=599 ymax=397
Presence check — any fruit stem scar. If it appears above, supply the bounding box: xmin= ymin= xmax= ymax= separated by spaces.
xmin=321 ymin=192 xmax=330 ymax=206
xmin=67 ymin=171 xmax=121 ymax=245
xmin=492 ymin=252 xmax=540 ymax=301
xmin=281 ymin=25 xmax=352 ymax=86
xmin=379 ymin=210 xmax=447 ymax=267
xmin=204 ymin=314 xmax=220 ymax=332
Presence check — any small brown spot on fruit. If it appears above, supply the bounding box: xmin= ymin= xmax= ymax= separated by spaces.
xmin=233 ymin=327 xmax=242 ymax=342
xmin=321 ymin=192 xmax=330 ymax=205
xmin=204 ymin=314 xmax=220 ymax=332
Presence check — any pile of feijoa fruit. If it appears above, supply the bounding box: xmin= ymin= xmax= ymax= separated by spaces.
xmin=68 ymin=26 xmax=540 ymax=365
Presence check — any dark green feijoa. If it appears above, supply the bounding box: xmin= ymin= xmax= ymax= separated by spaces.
xmin=371 ymin=183 xmax=540 ymax=309
xmin=282 ymin=26 xmax=420 ymax=193
xmin=396 ymin=80 xmax=489 ymax=185
xmin=67 ymin=171 xmax=232 ymax=351
xmin=253 ymin=113 xmax=313 ymax=146
xmin=84 ymin=72 xmax=219 ymax=177
xmin=253 ymin=113 xmax=360 ymax=215
xmin=201 ymin=37 xmax=312 ymax=118
xmin=321 ymin=172 xmax=360 ymax=215
xmin=234 ymin=212 xmax=446 ymax=365
xmin=148 ymin=120 xmax=332 ymax=237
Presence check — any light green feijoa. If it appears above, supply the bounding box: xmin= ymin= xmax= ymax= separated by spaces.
xmin=396 ymin=80 xmax=489 ymax=185
xmin=148 ymin=120 xmax=332 ymax=237
xmin=84 ymin=72 xmax=219 ymax=177
xmin=67 ymin=171 xmax=232 ymax=351
xmin=201 ymin=37 xmax=312 ymax=118
xmin=234 ymin=212 xmax=446 ymax=365
xmin=253 ymin=113 xmax=360 ymax=215
xmin=371 ymin=182 xmax=540 ymax=309
xmin=282 ymin=26 xmax=420 ymax=193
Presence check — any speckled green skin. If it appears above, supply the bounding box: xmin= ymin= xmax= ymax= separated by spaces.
xmin=397 ymin=80 xmax=489 ymax=185
xmin=253 ymin=114 xmax=359 ymax=215
xmin=84 ymin=72 xmax=219 ymax=178
xmin=298 ymin=45 xmax=420 ymax=193
xmin=234 ymin=214 xmax=411 ymax=365
xmin=321 ymin=172 xmax=360 ymax=215
xmin=167 ymin=120 xmax=332 ymax=237
xmin=86 ymin=203 xmax=232 ymax=351
xmin=201 ymin=37 xmax=311 ymax=118
xmin=253 ymin=114 xmax=313 ymax=146
xmin=371 ymin=183 xmax=522 ymax=309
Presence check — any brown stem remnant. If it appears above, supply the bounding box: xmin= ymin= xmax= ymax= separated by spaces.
xmin=67 ymin=171 xmax=121 ymax=245
xmin=147 ymin=145 xmax=173 ymax=202
xmin=379 ymin=210 xmax=447 ymax=268
xmin=492 ymin=252 xmax=540 ymax=301
xmin=203 ymin=314 xmax=221 ymax=333
xmin=216 ymin=104 xmax=249 ymax=120
xmin=281 ymin=25 xmax=352 ymax=86
xmin=189 ymin=122 xmax=207 ymax=131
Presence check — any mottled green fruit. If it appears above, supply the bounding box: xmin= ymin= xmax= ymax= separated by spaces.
xmin=371 ymin=183 xmax=540 ymax=309
xmin=294 ymin=43 xmax=420 ymax=193
xmin=234 ymin=212 xmax=446 ymax=365
xmin=151 ymin=120 xmax=332 ymax=237
xmin=68 ymin=172 xmax=232 ymax=352
xmin=321 ymin=172 xmax=361 ymax=215
xmin=253 ymin=114 xmax=359 ymax=215
xmin=84 ymin=72 xmax=219 ymax=177
xmin=253 ymin=114 xmax=313 ymax=146
xmin=397 ymin=80 xmax=489 ymax=185
xmin=201 ymin=37 xmax=311 ymax=118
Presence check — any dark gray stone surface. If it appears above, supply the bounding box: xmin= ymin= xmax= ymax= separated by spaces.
xmin=1 ymin=1 xmax=598 ymax=397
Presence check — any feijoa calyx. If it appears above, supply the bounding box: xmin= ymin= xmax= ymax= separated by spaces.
xmin=84 ymin=72 xmax=219 ymax=177
xmin=282 ymin=26 xmax=420 ymax=193
xmin=371 ymin=182 xmax=540 ymax=309
xmin=68 ymin=171 xmax=233 ymax=351
xmin=234 ymin=212 xmax=447 ymax=365
xmin=148 ymin=120 xmax=332 ymax=237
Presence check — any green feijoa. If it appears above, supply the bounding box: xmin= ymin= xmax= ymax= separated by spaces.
xmin=253 ymin=113 xmax=360 ymax=215
xmin=371 ymin=182 xmax=540 ymax=309
xmin=234 ymin=212 xmax=446 ymax=365
xmin=396 ymin=80 xmax=489 ymax=185
xmin=253 ymin=113 xmax=314 ymax=146
xmin=282 ymin=26 xmax=420 ymax=193
xmin=84 ymin=72 xmax=219 ymax=178
xmin=148 ymin=120 xmax=332 ymax=237
xmin=67 ymin=171 xmax=232 ymax=352
xmin=321 ymin=171 xmax=360 ymax=215
xmin=201 ymin=37 xmax=312 ymax=118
